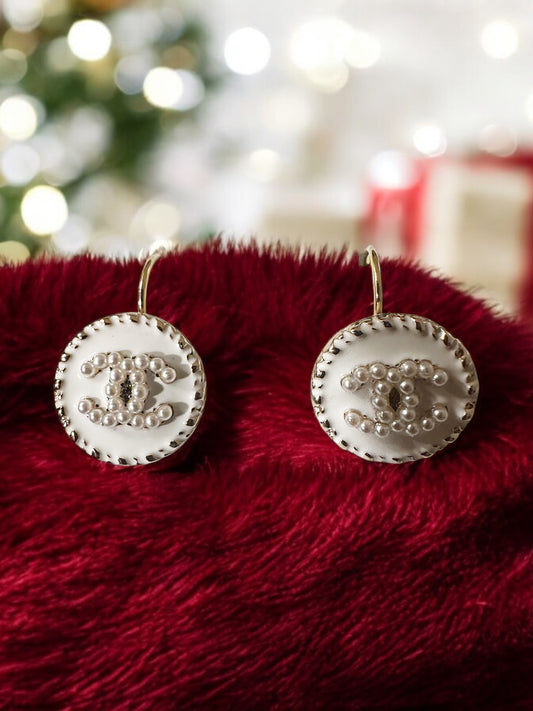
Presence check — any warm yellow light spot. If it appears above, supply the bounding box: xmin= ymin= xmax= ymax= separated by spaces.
xmin=143 ymin=67 xmax=183 ymax=108
xmin=21 ymin=185 xmax=68 ymax=235
xmin=0 ymin=240 xmax=31 ymax=264
xmin=0 ymin=96 xmax=38 ymax=140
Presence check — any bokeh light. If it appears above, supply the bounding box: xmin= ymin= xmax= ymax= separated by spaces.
xmin=46 ymin=38 xmax=79 ymax=73
xmin=247 ymin=149 xmax=282 ymax=182
xmin=131 ymin=199 xmax=181 ymax=241
xmin=306 ymin=62 xmax=349 ymax=93
xmin=345 ymin=30 xmax=381 ymax=69
xmin=412 ymin=124 xmax=447 ymax=157
xmin=224 ymin=27 xmax=271 ymax=75
xmin=368 ymin=151 xmax=418 ymax=190
xmin=143 ymin=67 xmax=183 ymax=108
xmin=290 ymin=18 xmax=354 ymax=71
xmin=0 ymin=96 xmax=39 ymax=140
xmin=478 ymin=124 xmax=517 ymax=156
xmin=0 ymin=49 xmax=28 ymax=84
xmin=0 ymin=240 xmax=30 ymax=264
xmin=173 ymin=70 xmax=205 ymax=110
xmin=3 ymin=0 xmax=43 ymax=33
xmin=480 ymin=20 xmax=518 ymax=59
xmin=289 ymin=18 xmax=368 ymax=91
xmin=114 ymin=53 xmax=153 ymax=95
xmin=1 ymin=144 xmax=40 ymax=185
xmin=52 ymin=214 xmax=92 ymax=254
xmin=67 ymin=19 xmax=113 ymax=62
xmin=21 ymin=185 xmax=68 ymax=235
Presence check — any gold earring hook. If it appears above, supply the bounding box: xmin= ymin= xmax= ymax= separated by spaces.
xmin=137 ymin=248 xmax=165 ymax=314
xmin=359 ymin=245 xmax=383 ymax=316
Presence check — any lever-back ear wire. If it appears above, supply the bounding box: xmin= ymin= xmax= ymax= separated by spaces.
xmin=359 ymin=245 xmax=383 ymax=316
xmin=137 ymin=249 xmax=165 ymax=314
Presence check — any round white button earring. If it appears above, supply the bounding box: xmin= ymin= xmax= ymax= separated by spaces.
xmin=54 ymin=250 xmax=206 ymax=466
xmin=311 ymin=246 xmax=479 ymax=463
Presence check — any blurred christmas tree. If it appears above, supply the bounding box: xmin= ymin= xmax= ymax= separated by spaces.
xmin=0 ymin=0 xmax=219 ymax=262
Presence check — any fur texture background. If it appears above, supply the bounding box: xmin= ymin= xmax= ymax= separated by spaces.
xmin=1 ymin=243 xmax=533 ymax=710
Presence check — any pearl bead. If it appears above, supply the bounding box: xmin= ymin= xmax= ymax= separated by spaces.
xmin=121 ymin=357 xmax=134 ymax=373
xmin=354 ymin=366 xmax=369 ymax=384
xmin=386 ymin=367 xmax=401 ymax=383
xmin=157 ymin=404 xmax=173 ymax=422
xmin=117 ymin=410 xmax=131 ymax=425
xmin=377 ymin=409 xmax=393 ymax=424
xmin=402 ymin=393 xmax=419 ymax=408
xmin=400 ymin=360 xmax=418 ymax=378
xmin=149 ymin=357 xmax=164 ymax=373
xmin=78 ymin=398 xmax=93 ymax=414
xmin=432 ymin=369 xmax=448 ymax=387
xmin=418 ymin=360 xmax=434 ymax=379
xmin=130 ymin=370 xmax=146 ymax=384
xmin=341 ymin=375 xmax=358 ymax=392
xmin=145 ymin=413 xmax=160 ymax=429
xmin=130 ymin=414 xmax=144 ymax=429
xmin=108 ymin=397 xmax=122 ymax=412
xmin=102 ymin=413 xmax=117 ymax=427
xmin=399 ymin=407 xmax=416 ymax=422
xmin=421 ymin=417 xmax=435 ymax=431
xmin=359 ymin=417 xmax=374 ymax=434
xmin=344 ymin=409 xmax=362 ymax=427
xmin=375 ymin=423 xmax=390 ymax=438
xmin=105 ymin=382 xmax=120 ymax=397
xmin=109 ymin=368 xmax=124 ymax=383
xmin=406 ymin=422 xmax=420 ymax=437
xmin=374 ymin=381 xmax=391 ymax=395
xmin=432 ymin=404 xmax=448 ymax=422
xmin=399 ymin=379 xmax=415 ymax=395
xmin=160 ymin=367 xmax=177 ymax=384
xmin=89 ymin=408 xmax=103 ymax=424
xmin=369 ymin=362 xmax=386 ymax=380
xmin=132 ymin=384 xmax=148 ymax=400
xmin=107 ymin=352 xmax=122 ymax=367
xmin=127 ymin=398 xmax=143 ymax=414
xmin=134 ymin=354 xmax=150 ymax=369
xmin=92 ymin=352 xmax=107 ymax=369
xmin=372 ymin=395 xmax=389 ymax=410
xmin=80 ymin=361 xmax=96 ymax=378
xmin=391 ymin=419 xmax=405 ymax=432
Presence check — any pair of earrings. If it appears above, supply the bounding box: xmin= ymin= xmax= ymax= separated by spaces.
xmin=55 ymin=247 xmax=478 ymax=466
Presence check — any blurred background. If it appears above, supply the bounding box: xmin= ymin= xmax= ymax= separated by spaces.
xmin=1 ymin=0 xmax=533 ymax=315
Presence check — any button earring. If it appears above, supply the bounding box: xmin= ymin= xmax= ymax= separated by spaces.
xmin=311 ymin=246 xmax=479 ymax=463
xmin=54 ymin=250 xmax=206 ymax=466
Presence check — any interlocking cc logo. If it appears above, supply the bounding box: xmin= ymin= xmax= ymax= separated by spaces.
xmin=77 ymin=351 xmax=175 ymax=429
xmin=341 ymin=359 xmax=449 ymax=438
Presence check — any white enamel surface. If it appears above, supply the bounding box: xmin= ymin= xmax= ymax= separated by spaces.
xmin=55 ymin=312 xmax=206 ymax=466
xmin=311 ymin=313 xmax=478 ymax=463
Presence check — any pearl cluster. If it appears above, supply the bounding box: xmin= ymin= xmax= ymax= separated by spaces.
xmin=78 ymin=351 xmax=175 ymax=429
xmin=341 ymin=359 xmax=449 ymax=438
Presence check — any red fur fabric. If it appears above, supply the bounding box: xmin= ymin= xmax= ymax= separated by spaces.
xmin=1 ymin=243 xmax=533 ymax=710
